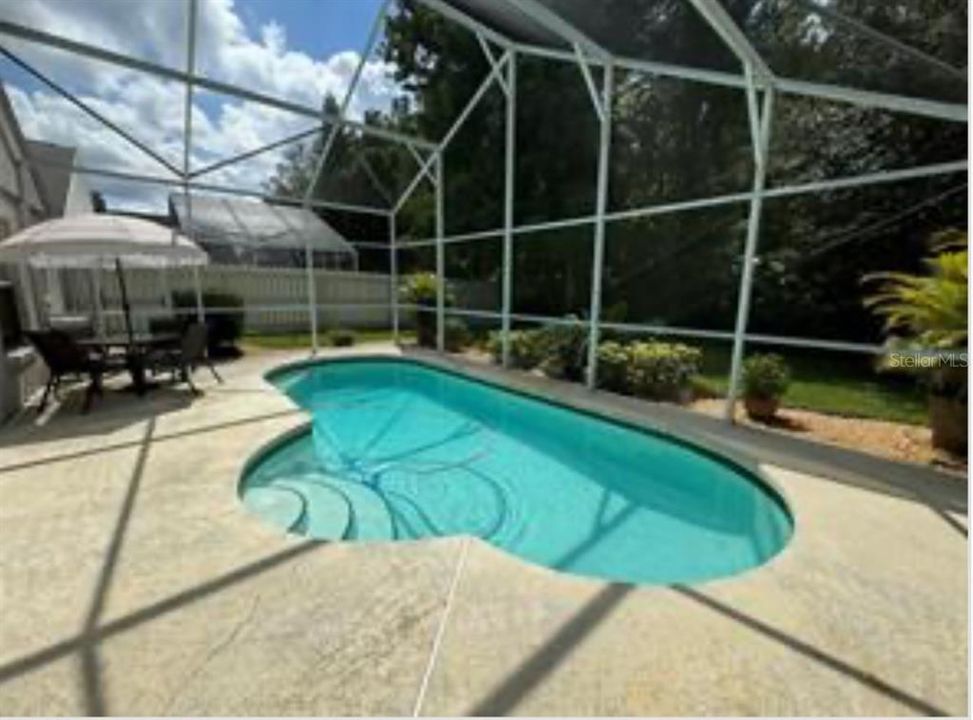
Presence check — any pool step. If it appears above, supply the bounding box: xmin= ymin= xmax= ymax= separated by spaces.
xmin=307 ymin=475 xmax=395 ymax=542
xmin=242 ymin=486 xmax=305 ymax=532
xmin=272 ymin=478 xmax=351 ymax=540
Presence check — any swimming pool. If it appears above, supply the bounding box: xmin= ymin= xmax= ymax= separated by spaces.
xmin=241 ymin=357 xmax=792 ymax=585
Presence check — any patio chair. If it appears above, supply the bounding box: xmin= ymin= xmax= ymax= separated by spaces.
xmin=146 ymin=323 xmax=223 ymax=394
xmin=48 ymin=314 xmax=95 ymax=339
xmin=24 ymin=329 xmax=123 ymax=413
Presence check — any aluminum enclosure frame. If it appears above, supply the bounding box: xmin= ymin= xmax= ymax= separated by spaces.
xmin=0 ymin=0 xmax=966 ymax=422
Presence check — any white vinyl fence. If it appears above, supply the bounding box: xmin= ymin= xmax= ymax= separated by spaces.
xmin=2 ymin=264 xmax=496 ymax=337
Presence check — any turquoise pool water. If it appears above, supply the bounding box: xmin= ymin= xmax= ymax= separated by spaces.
xmin=241 ymin=358 xmax=792 ymax=584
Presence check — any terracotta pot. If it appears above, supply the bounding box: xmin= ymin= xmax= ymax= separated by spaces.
xmin=744 ymin=395 xmax=779 ymax=421
xmin=929 ymin=395 xmax=967 ymax=454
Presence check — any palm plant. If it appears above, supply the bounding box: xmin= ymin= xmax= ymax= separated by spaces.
xmin=864 ymin=229 xmax=968 ymax=453
xmin=864 ymin=229 xmax=967 ymax=351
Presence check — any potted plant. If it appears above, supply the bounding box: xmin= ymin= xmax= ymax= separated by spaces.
xmin=865 ymin=229 xmax=968 ymax=454
xmin=399 ymin=273 xmax=453 ymax=348
xmin=741 ymin=353 xmax=791 ymax=421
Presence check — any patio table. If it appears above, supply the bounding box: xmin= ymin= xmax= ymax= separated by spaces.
xmin=78 ymin=333 xmax=181 ymax=395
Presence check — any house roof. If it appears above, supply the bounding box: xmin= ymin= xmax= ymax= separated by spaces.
xmin=25 ymin=140 xmax=77 ymax=216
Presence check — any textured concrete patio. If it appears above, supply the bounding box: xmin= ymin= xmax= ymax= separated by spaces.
xmin=0 ymin=344 xmax=966 ymax=716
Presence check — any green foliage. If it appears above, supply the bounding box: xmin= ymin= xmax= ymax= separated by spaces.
xmin=171 ymin=291 xmax=243 ymax=351
xmin=742 ymin=353 xmax=792 ymax=401
xmin=509 ymin=330 xmax=549 ymax=370
xmin=444 ymin=318 xmax=471 ymax=352
xmin=399 ymin=272 xmax=444 ymax=306
xmin=328 ymin=329 xmax=356 ymax=347
xmin=535 ymin=321 xmax=588 ymax=381
xmin=627 ymin=341 xmax=702 ymax=402
xmin=596 ymin=341 xmax=631 ymax=393
xmin=865 ymin=229 xmax=968 ymax=399
xmin=486 ymin=329 xmax=548 ymax=369
xmin=864 ymin=229 xmax=968 ymax=350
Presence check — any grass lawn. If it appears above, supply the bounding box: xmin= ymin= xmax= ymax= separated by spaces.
xmin=692 ymin=340 xmax=928 ymax=426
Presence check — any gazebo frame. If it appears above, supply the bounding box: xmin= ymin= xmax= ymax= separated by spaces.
xmin=0 ymin=0 xmax=966 ymax=419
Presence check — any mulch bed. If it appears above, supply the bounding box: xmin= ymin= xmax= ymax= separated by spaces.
xmin=692 ymin=398 xmax=967 ymax=474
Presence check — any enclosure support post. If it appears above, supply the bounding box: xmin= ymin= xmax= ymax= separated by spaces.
xmin=17 ymin=261 xmax=37 ymax=330
xmin=435 ymin=153 xmax=445 ymax=353
xmin=160 ymin=269 xmax=172 ymax=311
xmin=192 ymin=265 xmax=204 ymax=323
xmin=390 ymin=212 xmax=399 ymax=341
xmin=91 ymin=267 xmax=104 ymax=337
xmin=725 ymin=72 xmax=774 ymax=421
xmin=184 ymin=0 xmax=203 ymax=328
xmin=584 ymin=61 xmax=614 ymax=390
xmin=500 ymin=51 xmax=517 ymax=368
xmin=306 ymin=241 xmax=318 ymax=354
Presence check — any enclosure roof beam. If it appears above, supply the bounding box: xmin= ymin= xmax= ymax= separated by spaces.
xmin=573 ymin=43 xmax=605 ymax=121
xmin=25 ymin=157 xmax=394 ymax=217
xmin=352 ymin=150 xmax=394 ymax=206
xmin=772 ymin=76 xmax=967 ymax=123
xmin=793 ymin=0 xmax=966 ymax=82
xmin=407 ymin=144 xmax=438 ymax=189
xmin=393 ymin=50 xmax=512 ymax=213
xmin=189 ymin=127 xmax=322 ymax=179
xmin=0 ymin=19 xmax=438 ymax=151
xmin=513 ymin=42 xmax=967 ymax=123
xmin=0 ymin=45 xmax=182 ymax=176
xmin=685 ymin=0 xmax=774 ymax=80
xmin=477 ymin=33 xmax=510 ymax=97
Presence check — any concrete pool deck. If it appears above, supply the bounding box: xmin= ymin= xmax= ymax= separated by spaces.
xmin=0 ymin=344 xmax=966 ymax=716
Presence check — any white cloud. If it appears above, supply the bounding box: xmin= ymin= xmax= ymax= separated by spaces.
xmin=0 ymin=0 xmax=402 ymax=211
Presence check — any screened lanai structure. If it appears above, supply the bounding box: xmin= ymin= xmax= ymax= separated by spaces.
xmin=0 ymin=0 xmax=965 ymax=418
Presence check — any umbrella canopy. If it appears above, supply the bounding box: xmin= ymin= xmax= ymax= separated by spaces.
xmin=0 ymin=213 xmax=208 ymax=268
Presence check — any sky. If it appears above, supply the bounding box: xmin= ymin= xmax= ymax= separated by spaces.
xmin=0 ymin=0 xmax=400 ymax=211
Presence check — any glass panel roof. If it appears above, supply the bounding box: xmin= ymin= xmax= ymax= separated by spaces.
xmin=171 ymin=193 xmax=357 ymax=255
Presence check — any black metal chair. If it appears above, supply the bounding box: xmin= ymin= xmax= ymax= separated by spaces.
xmin=146 ymin=323 xmax=223 ymax=394
xmin=24 ymin=329 xmax=123 ymax=413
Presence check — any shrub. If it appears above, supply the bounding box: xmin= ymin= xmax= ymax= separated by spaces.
xmin=171 ymin=290 xmax=243 ymax=354
xmin=486 ymin=329 xmax=547 ymax=369
xmin=536 ymin=320 xmax=587 ymax=381
xmin=596 ymin=341 xmax=630 ymax=393
xmin=399 ymin=273 xmax=439 ymax=306
xmin=328 ymin=329 xmax=356 ymax=347
xmin=444 ymin=318 xmax=471 ymax=352
xmin=486 ymin=331 xmax=503 ymax=362
xmin=742 ymin=353 xmax=791 ymax=401
xmin=626 ymin=341 xmax=702 ymax=402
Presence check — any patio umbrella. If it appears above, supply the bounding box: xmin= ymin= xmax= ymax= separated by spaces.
xmin=0 ymin=213 xmax=208 ymax=341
